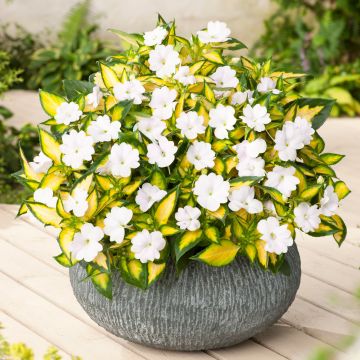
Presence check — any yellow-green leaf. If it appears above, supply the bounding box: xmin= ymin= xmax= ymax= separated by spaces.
xmin=148 ymin=262 xmax=166 ymax=286
xmin=260 ymin=185 xmax=286 ymax=204
xmin=314 ymin=165 xmax=336 ymax=177
xmin=38 ymin=128 xmax=62 ymax=164
xmin=95 ymin=174 xmax=113 ymax=191
xmin=203 ymin=82 xmax=215 ymax=104
xmin=72 ymin=173 xmax=93 ymax=195
xmin=332 ymin=215 xmax=347 ymax=246
xmin=334 ymin=181 xmax=351 ymax=200
xmin=87 ymin=265 xmax=112 ymax=299
xmin=320 ymin=153 xmax=345 ymax=165
xmin=123 ymin=179 xmax=142 ymax=195
xmin=207 ymin=205 xmax=227 ymax=220
xmin=27 ymin=202 xmax=63 ymax=227
xmin=192 ymin=240 xmax=239 ymax=267
xmin=203 ymin=51 xmax=224 ymax=65
xmin=83 ymin=189 xmax=98 ymax=220
xmin=175 ymin=229 xmax=203 ymax=261
xmin=160 ymin=224 xmax=180 ymax=236
xmin=213 ymin=157 xmax=225 ymax=175
xmin=154 ymin=187 xmax=178 ymax=225
xmin=255 ymin=240 xmax=268 ymax=267
xmin=19 ymin=146 xmax=43 ymax=182
xmin=300 ymin=184 xmax=322 ymax=201
xmin=39 ymin=90 xmax=66 ymax=117
xmin=204 ymin=226 xmax=220 ymax=243
xmin=245 ymin=244 xmax=257 ymax=262
xmin=100 ymin=63 xmax=119 ymax=89
xmin=150 ymin=169 xmax=167 ymax=190
xmin=58 ymin=227 xmax=76 ymax=259
xmin=40 ymin=170 xmax=66 ymax=190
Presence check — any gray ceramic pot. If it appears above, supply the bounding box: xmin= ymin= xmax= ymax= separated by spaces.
xmin=69 ymin=244 xmax=301 ymax=351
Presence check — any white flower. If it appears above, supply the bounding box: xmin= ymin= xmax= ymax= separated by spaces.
xmin=175 ymin=206 xmax=201 ymax=231
xmin=233 ymin=139 xmax=267 ymax=159
xmin=54 ymin=102 xmax=82 ymax=125
xmin=209 ymin=104 xmax=236 ymax=139
xmin=236 ymin=157 xmax=266 ymax=177
xmin=274 ymin=117 xmax=314 ymax=161
xmin=135 ymin=183 xmax=167 ymax=212
xmin=86 ymin=85 xmax=103 ymax=108
xmin=231 ymin=90 xmax=254 ymax=105
xmin=33 ymin=187 xmax=57 ymax=208
xmin=187 ymin=141 xmax=215 ymax=170
xmin=257 ymin=77 xmax=280 ymax=94
xmin=137 ymin=116 xmax=166 ymax=140
xmin=63 ymin=189 xmax=88 ymax=217
xmin=131 ymin=229 xmax=166 ymax=263
xmin=320 ymin=185 xmax=339 ymax=216
xmin=108 ymin=143 xmax=140 ymax=177
xmin=174 ymin=66 xmax=196 ymax=85
xmin=240 ymin=104 xmax=271 ymax=132
xmin=149 ymin=86 xmax=177 ymax=120
xmin=176 ymin=111 xmax=205 ymax=139
xmin=30 ymin=151 xmax=52 ymax=174
xmin=294 ymin=116 xmax=315 ymax=146
xmin=197 ymin=21 xmax=231 ymax=43
xmin=294 ymin=202 xmax=321 ymax=233
xmin=228 ymin=186 xmax=263 ymax=214
xmin=144 ymin=26 xmax=168 ymax=46
xmin=210 ymin=66 xmax=238 ymax=89
xmin=149 ymin=45 xmax=180 ymax=78
xmin=265 ymin=166 xmax=300 ymax=199
xmin=257 ymin=217 xmax=293 ymax=254
xmin=104 ymin=206 xmax=133 ymax=243
xmin=193 ymin=173 xmax=230 ymax=211
xmin=60 ymin=130 xmax=94 ymax=169
xmin=69 ymin=223 xmax=103 ymax=262
xmin=113 ymin=79 xmax=145 ymax=105
xmin=87 ymin=115 xmax=121 ymax=143
xmin=147 ymin=137 xmax=177 ymax=168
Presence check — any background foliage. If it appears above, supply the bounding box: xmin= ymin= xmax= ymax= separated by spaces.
xmin=251 ymin=0 xmax=360 ymax=116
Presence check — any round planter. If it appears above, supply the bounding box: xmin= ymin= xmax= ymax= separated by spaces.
xmin=69 ymin=244 xmax=301 ymax=351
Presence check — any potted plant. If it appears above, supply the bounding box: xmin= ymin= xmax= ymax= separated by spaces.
xmin=17 ymin=16 xmax=350 ymax=351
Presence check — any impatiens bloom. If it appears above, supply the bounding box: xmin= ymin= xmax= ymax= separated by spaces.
xmin=55 ymin=102 xmax=82 ymax=125
xmin=187 ymin=141 xmax=215 ymax=170
xmin=265 ymin=165 xmax=300 ymax=199
xmin=231 ymin=90 xmax=254 ymax=105
xmin=175 ymin=206 xmax=201 ymax=231
xmin=236 ymin=157 xmax=266 ymax=177
xmin=33 ymin=187 xmax=57 ymax=208
xmin=144 ymin=26 xmax=167 ymax=46
xmin=320 ymin=185 xmax=339 ymax=216
xmin=294 ymin=202 xmax=321 ymax=233
xmin=257 ymin=217 xmax=293 ymax=254
xmin=149 ymin=86 xmax=177 ymax=120
xmin=147 ymin=137 xmax=177 ymax=168
xmin=63 ymin=188 xmax=88 ymax=217
xmin=113 ymin=79 xmax=145 ymax=105
xmin=60 ymin=130 xmax=94 ymax=169
xmin=197 ymin=21 xmax=231 ymax=43
xmin=69 ymin=223 xmax=103 ymax=262
xmin=257 ymin=77 xmax=280 ymax=94
xmin=274 ymin=117 xmax=315 ymax=161
xmin=108 ymin=143 xmax=140 ymax=177
xmin=193 ymin=173 xmax=230 ymax=211
xmin=149 ymin=45 xmax=180 ymax=78
xmin=228 ymin=186 xmax=263 ymax=214
xmin=131 ymin=229 xmax=166 ymax=263
xmin=86 ymin=85 xmax=103 ymax=108
xmin=240 ymin=104 xmax=271 ymax=132
xmin=174 ymin=66 xmax=196 ymax=85
xmin=210 ymin=66 xmax=238 ymax=89
xmin=87 ymin=115 xmax=121 ymax=143
xmin=135 ymin=183 xmax=167 ymax=212
xmin=30 ymin=151 xmax=52 ymax=174
xmin=137 ymin=116 xmax=166 ymax=140
xmin=104 ymin=206 xmax=133 ymax=243
xmin=209 ymin=104 xmax=236 ymax=139
xmin=176 ymin=111 xmax=205 ymax=139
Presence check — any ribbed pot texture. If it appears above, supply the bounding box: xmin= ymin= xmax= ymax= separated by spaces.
xmin=69 ymin=244 xmax=301 ymax=351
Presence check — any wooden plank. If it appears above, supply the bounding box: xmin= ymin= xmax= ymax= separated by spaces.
xmin=0 ymin=272 xmax=144 ymax=360
xmin=282 ymin=297 xmax=357 ymax=348
xmin=299 ymin=246 xmax=360 ymax=295
xmin=298 ymin=274 xmax=360 ymax=324
xmin=0 ymin=239 xmax=214 ymax=360
xmin=297 ymin=232 xmax=360 ymax=269
xmin=0 ymin=311 xmax=69 ymax=359
xmin=254 ymin=323 xmax=337 ymax=360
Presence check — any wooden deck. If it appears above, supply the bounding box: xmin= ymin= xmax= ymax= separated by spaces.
xmin=0 ymin=119 xmax=359 ymax=359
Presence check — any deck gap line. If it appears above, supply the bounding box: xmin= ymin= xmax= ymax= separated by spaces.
xmin=250 ymin=337 xmax=290 ymax=360
xmin=1 ymin=308 xmax=72 ymax=358
xmin=0 ymin=270 xmax=152 ymax=360
xmin=295 ymin=294 xmax=360 ymax=325
xmin=301 ymin=270 xmax=356 ymax=296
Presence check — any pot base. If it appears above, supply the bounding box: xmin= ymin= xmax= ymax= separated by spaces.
xmin=69 ymin=244 xmax=301 ymax=351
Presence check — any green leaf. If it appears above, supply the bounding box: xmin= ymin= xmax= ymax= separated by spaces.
xmin=63 ymin=80 xmax=93 ymax=100
xmin=100 ymin=62 xmax=119 ymax=89
xmin=154 ymin=187 xmax=178 ymax=225
xmin=259 ymin=185 xmax=286 ymax=204
xmin=150 ymin=168 xmax=167 ymax=190
xmin=39 ymin=90 xmax=66 ymax=117
xmin=87 ymin=265 xmax=112 ymax=299
xmin=38 ymin=128 xmax=62 ymax=164
xmin=110 ymin=100 xmax=133 ymax=121
xmin=54 ymin=253 xmax=73 ymax=267
xmin=334 ymin=181 xmax=351 ymax=200
xmin=26 ymin=202 xmax=62 ymax=227
xmin=204 ymin=226 xmax=220 ymax=243
xmin=119 ymin=258 xmax=148 ymax=289
xmin=160 ymin=224 xmax=180 ymax=236
xmin=175 ymin=229 xmax=203 ymax=262
xmin=147 ymin=262 xmax=166 ymax=286
xmin=203 ymin=81 xmax=216 ymax=104
xmin=300 ymin=184 xmax=322 ymax=201
xmin=109 ymin=29 xmax=144 ymax=48
xmin=191 ymin=240 xmax=240 ymax=267
xmin=320 ymin=153 xmax=345 ymax=165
